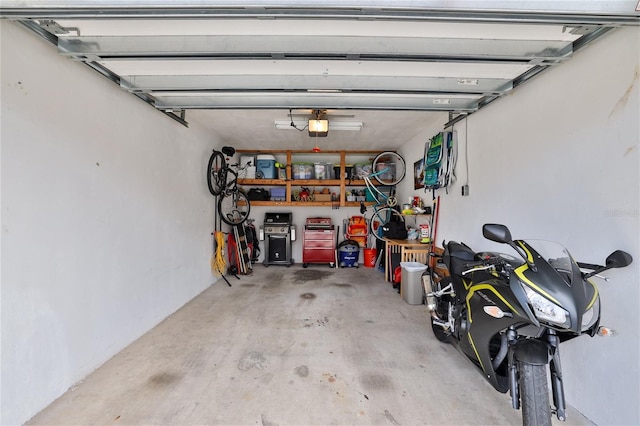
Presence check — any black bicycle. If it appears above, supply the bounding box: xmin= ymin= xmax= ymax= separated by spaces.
xmin=207 ymin=146 xmax=251 ymax=226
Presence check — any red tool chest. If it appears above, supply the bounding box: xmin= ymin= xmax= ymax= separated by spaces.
xmin=302 ymin=217 xmax=336 ymax=268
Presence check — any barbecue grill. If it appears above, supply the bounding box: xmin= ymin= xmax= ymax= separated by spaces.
xmin=260 ymin=212 xmax=295 ymax=266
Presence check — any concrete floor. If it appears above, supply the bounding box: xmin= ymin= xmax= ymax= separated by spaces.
xmin=28 ymin=265 xmax=594 ymax=425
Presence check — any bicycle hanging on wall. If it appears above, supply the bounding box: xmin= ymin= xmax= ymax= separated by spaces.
xmin=358 ymin=151 xmax=407 ymax=242
xmin=207 ymin=146 xmax=251 ymax=226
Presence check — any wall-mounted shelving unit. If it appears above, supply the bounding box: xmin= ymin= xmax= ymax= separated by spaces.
xmin=236 ymin=150 xmax=385 ymax=207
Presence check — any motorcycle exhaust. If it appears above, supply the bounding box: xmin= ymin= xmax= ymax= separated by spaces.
xmin=423 ymin=273 xmax=451 ymax=330
xmin=422 ymin=273 xmax=437 ymax=314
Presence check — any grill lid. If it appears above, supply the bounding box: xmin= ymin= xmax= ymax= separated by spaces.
xmin=264 ymin=212 xmax=292 ymax=225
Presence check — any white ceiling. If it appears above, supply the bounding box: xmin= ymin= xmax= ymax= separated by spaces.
xmin=2 ymin=1 xmax=639 ymax=151
xmin=187 ymin=109 xmax=447 ymax=151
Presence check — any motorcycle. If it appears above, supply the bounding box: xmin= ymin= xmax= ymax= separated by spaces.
xmin=426 ymin=223 xmax=632 ymax=426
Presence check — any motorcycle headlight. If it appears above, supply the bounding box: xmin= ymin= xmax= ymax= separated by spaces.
xmin=522 ymin=284 xmax=571 ymax=328
xmin=582 ymin=296 xmax=600 ymax=332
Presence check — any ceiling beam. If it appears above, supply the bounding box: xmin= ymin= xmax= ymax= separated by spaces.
xmin=1 ymin=1 xmax=639 ymax=25
xmin=150 ymin=91 xmax=483 ymax=111
xmin=57 ymin=35 xmax=574 ymax=63
xmin=119 ymin=74 xmax=514 ymax=95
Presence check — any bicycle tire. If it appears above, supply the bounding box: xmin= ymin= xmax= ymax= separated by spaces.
xmin=372 ymin=151 xmax=406 ymax=186
xmin=218 ymin=190 xmax=251 ymax=226
xmin=207 ymin=150 xmax=226 ymax=196
xmin=369 ymin=207 xmax=403 ymax=241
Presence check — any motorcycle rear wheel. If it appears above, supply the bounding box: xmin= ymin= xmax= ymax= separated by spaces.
xmin=518 ymin=361 xmax=552 ymax=426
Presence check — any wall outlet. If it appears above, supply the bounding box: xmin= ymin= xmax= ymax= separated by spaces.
xmin=462 ymin=185 xmax=469 ymax=196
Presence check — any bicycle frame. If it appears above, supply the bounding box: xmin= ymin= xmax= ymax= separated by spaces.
xmin=362 ymin=165 xmax=398 ymax=208
xmin=360 ymin=165 xmax=401 ymax=242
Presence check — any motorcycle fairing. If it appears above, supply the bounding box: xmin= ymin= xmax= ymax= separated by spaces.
xmin=462 ymin=279 xmax=528 ymax=393
xmin=514 ymin=240 xmax=598 ymax=334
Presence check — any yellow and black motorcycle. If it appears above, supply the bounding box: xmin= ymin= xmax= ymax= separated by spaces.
xmin=426 ymin=224 xmax=632 ymax=426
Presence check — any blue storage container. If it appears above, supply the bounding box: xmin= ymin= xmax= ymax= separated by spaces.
xmin=256 ymin=155 xmax=276 ymax=179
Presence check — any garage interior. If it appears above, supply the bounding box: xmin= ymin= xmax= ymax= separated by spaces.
xmin=1 ymin=2 xmax=639 ymax=425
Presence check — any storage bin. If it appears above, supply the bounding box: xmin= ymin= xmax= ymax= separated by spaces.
xmin=314 ymin=163 xmax=327 ymax=180
xmin=269 ymin=187 xmax=286 ymax=201
xmin=400 ymin=262 xmax=428 ymax=304
xmin=355 ymin=162 xmax=372 ymax=178
xmin=333 ymin=165 xmax=342 ymax=179
xmin=375 ymin=161 xmax=396 ymax=182
xmin=256 ymin=154 xmax=277 ymax=179
xmin=292 ymin=162 xmax=314 ymax=179
xmin=323 ymin=163 xmax=333 ymax=180
xmin=239 ymin=155 xmax=256 ymax=178
xmin=345 ymin=165 xmax=354 ymax=180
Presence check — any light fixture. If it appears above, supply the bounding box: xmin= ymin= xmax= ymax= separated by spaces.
xmin=274 ymin=120 xmax=305 ymax=130
xmin=308 ymin=119 xmax=329 ymax=137
xmin=329 ymin=121 xmax=363 ymax=131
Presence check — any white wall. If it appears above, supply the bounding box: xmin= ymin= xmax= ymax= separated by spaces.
xmin=399 ymin=27 xmax=640 ymax=425
xmin=1 ymin=21 xmax=221 ymax=425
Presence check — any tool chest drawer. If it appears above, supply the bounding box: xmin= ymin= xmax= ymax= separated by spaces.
xmin=303 ymin=238 xmax=334 ymax=249
xmin=303 ymin=229 xmax=335 ymax=240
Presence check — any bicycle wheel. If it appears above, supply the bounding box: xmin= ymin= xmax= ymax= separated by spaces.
xmin=218 ymin=190 xmax=251 ymax=226
xmin=369 ymin=207 xmax=403 ymax=241
xmin=372 ymin=151 xmax=406 ymax=185
xmin=207 ymin=150 xmax=226 ymax=196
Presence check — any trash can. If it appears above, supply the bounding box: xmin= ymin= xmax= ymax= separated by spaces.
xmin=400 ymin=262 xmax=428 ymax=304
xmin=338 ymin=239 xmax=360 ymax=268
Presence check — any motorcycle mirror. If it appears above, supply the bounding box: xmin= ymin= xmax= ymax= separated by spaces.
xmin=605 ymin=250 xmax=633 ymax=268
xmin=482 ymin=224 xmax=512 ymax=244
xmin=584 ymin=250 xmax=633 ymax=279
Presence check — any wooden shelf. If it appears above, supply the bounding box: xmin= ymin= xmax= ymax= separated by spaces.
xmin=345 ymin=179 xmax=382 ymax=186
xmin=237 ymin=178 xmax=285 ymax=185
xmin=290 ymin=179 xmax=342 ymax=186
xmin=238 ymin=179 xmax=341 ymax=186
xmin=249 ymin=200 xmax=290 ymax=207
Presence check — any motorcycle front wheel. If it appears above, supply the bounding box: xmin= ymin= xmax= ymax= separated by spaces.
xmin=518 ymin=361 xmax=552 ymax=426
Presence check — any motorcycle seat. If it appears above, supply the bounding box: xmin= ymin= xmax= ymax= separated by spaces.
xmin=445 ymin=241 xmax=477 ymax=276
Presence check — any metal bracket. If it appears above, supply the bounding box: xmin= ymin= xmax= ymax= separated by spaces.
xmin=37 ymin=19 xmax=79 ymax=36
